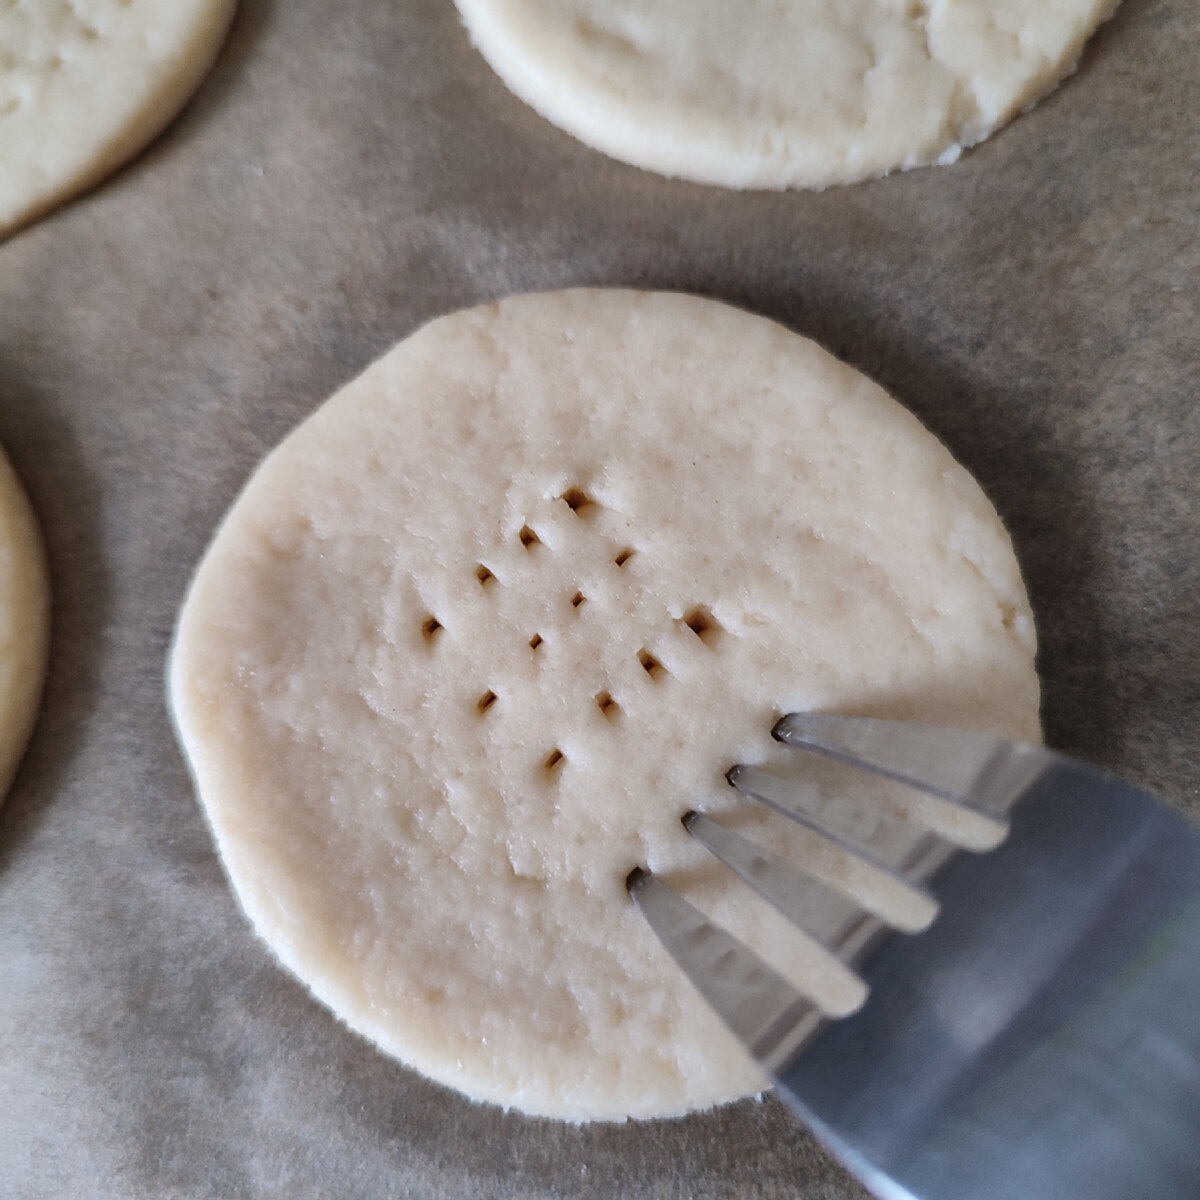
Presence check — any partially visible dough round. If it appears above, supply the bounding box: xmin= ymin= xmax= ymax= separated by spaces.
xmin=455 ymin=0 xmax=1118 ymax=188
xmin=0 ymin=448 xmax=50 ymax=801
xmin=0 ymin=0 xmax=236 ymax=238
xmin=170 ymin=290 xmax=1039 ymax=1120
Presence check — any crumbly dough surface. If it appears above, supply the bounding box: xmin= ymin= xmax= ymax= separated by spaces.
xmin=455 ymin=0 xmax=1118 ymax=188
xmin=0 ymin=448 xmax=50 ymax=802
xmin=170 ymin=290 xmax=1039 ymax=1120
xmin=0 ymin=0 xmax=236 ymax=238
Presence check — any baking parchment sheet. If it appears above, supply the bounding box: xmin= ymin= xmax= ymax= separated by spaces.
xmin=1 ymin=1 xmax=1197 ymax=1196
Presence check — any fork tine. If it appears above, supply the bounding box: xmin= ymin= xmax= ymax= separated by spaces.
xmin=627 ymin=869 xmax=825 ymax=1073
xmin=692 ymin=795 xmax=938 ymax=934
xmin=683 ymin=812 xmax=872 ymax=1012
xmin=774 ymin=713 xmax=1051 ymax=833
xmin=733 ymin=753 xmax=1006 ymax=854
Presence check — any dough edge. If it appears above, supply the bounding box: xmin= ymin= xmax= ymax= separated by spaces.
xmin=0 ymin=447 xmax=51 ymax=802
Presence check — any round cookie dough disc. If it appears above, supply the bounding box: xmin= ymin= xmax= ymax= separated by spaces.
xmin=0 ymin=448 xmax=50 ymax=802
xmin=455 ymin=0 xmax=1117 ymax=188
xmin=170 ymin=290 xmax=1039 ymax=1120
xmin=0 ymin=0 xmax=236 ymax=238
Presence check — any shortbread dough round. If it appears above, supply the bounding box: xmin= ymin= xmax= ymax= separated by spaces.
xmin=455 ymin=0 xmax=1118 ymax=188
xmin=0 ymin=0 xmax=236 ymax=238
xmin=170 ymin=290 xmax=1039 ymax=1120
xmin=0 ymin=448 xmax=50 ymax=802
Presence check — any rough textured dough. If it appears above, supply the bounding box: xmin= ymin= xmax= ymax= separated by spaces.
xmin=169 ymin=290 xmax=1040 ymax=1120
xmin=0 ymin=447 xmax=50 ymax=802
xmin=0 ymin=0 xmax=236 ymax=238
xmin=455 ymin=0 xmax=1118 ymax=189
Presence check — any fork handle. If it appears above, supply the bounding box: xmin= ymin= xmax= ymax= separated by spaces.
xmin=777 ymin=760 xmax=1200 ymax=1200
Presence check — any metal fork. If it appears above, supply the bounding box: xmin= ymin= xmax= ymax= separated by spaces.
xmin=628 ymin=713 xmax=1200 ymax=1200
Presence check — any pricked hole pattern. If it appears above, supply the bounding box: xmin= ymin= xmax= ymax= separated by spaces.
xmin=462 ymin=493 xmax=706 ymax=772
xmin=561 ymin=487 xmax=595 ymax=515
xmin=421 ymin=616 xmax=443 ymax=642
xmin=682 ymin=605 xmax=721 ymax=644
xmin=638 ymin=649 xmax=666 ymax=679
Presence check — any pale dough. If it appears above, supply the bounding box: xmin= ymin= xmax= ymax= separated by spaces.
xmin=455 ymin=0 xmax=1118 ymax=189
xmin=169 ymin=290 xmax=1039 ymax=1120
xmin=0 ymin=0 xmax=236 ymax=238
xmin=0 ymin=447 xmax=50 ymax=802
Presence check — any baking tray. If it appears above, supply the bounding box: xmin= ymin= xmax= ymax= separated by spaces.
xmin=1 ymin=1 xmax=1197 ymax=1195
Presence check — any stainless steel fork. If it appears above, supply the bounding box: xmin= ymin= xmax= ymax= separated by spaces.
xmin=629 ymin=713 xmax=1200 ymax=1200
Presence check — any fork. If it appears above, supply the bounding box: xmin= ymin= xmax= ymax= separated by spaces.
xmin=628 ymin=713 xmax=1200 ymax=1200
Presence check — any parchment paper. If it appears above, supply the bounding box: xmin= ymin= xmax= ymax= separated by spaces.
xmin=1 ymin=1 xmax=1197 ymax=1196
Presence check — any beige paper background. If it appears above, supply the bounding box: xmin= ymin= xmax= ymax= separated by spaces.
xmin=1 ymin=1 xmax=1197 ymax=1196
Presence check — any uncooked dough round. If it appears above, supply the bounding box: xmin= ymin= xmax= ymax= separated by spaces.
xmin=0 ymin=448 xmax=50 ymax=802
xmin=170 ymin=290 xmax=1039 ymax=1120
xmin=0 ymin=0 xmax=236 ymax=238
xmin=455 ymin=0 xmax=1118 ymax=188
